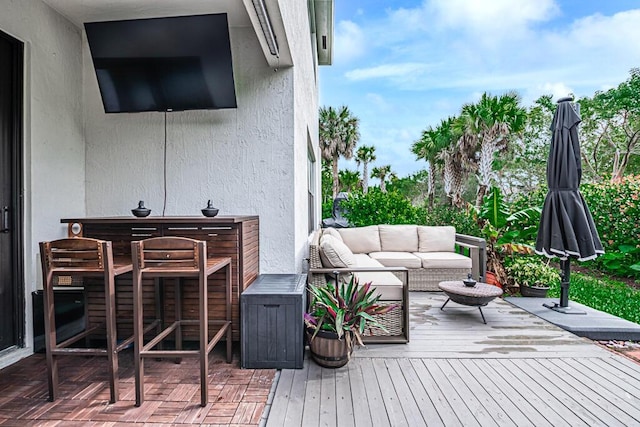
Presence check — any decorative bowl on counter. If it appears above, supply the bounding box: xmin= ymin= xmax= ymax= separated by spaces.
xmin=132 ymin=200 xmax=151 ymax=217
xmin=201 ymin=200 xmax=219 ymax=217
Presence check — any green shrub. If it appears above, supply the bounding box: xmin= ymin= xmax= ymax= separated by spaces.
xmin=581 ymin=176 xmax=640 ymax=277
xmin=581 ymin=175 xmax=640 ymax=250
xmin=423 ymin=203 xmax=481 ymax=236
xmin=322 ymin=200 xmax=333 ymax=220
xmin=341 ymin=189 xmax=426 ymax=226
xmin=504 ymin=256 xmax=560 ymax=289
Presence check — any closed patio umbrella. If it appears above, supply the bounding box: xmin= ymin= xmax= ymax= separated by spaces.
xmin=535 ymin=96 xmax=604 ymax=314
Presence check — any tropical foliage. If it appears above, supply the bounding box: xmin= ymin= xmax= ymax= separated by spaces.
xmin=579 ymin=68 xmax=640 ymax=181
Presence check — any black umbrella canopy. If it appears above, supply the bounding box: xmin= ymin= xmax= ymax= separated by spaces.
xmin=535 ymin=97 xmax=604 ymax=312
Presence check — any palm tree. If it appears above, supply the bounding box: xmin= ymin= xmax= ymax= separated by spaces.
xmin=371 ymin=165 xmax=392 ymax=193
xmin=457 ymin=92 xmax=526 ymax=208
xmin=412 ymin=117 xmax=460 ymax=207
xmin=355 ymin=145 xmax=376 ymax=194
xmin=319 ymin=106 xmax=360 ymax=199
xmin=338 ymin=169 xmax=361 ymax=193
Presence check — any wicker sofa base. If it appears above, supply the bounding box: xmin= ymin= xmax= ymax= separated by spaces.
xmin=393 ymin=268 xmax=471 ymax=292
xmin=364 ymin=301 xmax=404 ymax=337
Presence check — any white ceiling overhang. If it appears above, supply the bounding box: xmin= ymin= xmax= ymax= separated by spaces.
xmin=41 ymin=0 xmax=293 ymax=67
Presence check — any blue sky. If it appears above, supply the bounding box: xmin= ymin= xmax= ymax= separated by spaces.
xmin=319 ymin=0 xmax=640 ymax=179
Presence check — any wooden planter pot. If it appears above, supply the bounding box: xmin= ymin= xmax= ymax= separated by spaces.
xmin=307 ymin=329 xmax=353 ymax=368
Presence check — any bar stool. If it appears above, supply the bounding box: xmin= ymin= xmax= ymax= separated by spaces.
xmin=39 ymin=237 xmax=133 ymax=403
xmin=131 ymin=236 xmax=232 ymax=407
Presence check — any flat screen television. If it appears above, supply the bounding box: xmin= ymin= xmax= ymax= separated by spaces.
xmin=85 ymin=14 xmax=237 ymax=113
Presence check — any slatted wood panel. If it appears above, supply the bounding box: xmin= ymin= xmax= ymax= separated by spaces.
xmin=70 ymin=217 xmax=259 ymax=341
xmin=267 ymin=293 xmax=640 ymax=426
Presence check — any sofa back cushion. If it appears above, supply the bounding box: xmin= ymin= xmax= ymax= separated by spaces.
xmin=418 ymin=226 xmax=456 ymax=252
xmin=337 ymin=226 xmax=381 ymax=254
xmin=378 ymin=225 xmax=418 ymax=252
xmin=320 ymin=234 xmax=357 ymax=268
xmin=322 ymin=227 xmax=343 ymax=242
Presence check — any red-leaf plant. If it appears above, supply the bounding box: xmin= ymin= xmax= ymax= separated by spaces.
xmin=304 ymin=276 xmax=398 ymax=352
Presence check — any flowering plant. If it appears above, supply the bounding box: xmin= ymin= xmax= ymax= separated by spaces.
xmin=304 ymin=276 xmax=397 ymax=349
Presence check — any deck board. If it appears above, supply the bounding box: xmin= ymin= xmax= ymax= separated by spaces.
xmin=268 ymin=292 xmax=640 ymax=426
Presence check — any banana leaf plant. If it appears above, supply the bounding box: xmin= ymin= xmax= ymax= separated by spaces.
xmin=304 ymin=276 xmax=398 ymax=351
xmin=475 ymin=187 xmax=542 ymax=286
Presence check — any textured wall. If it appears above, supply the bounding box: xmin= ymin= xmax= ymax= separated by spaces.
xmin=0 ymin=0 xmax=84 ymax=367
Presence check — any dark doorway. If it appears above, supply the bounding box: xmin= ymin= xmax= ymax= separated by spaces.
xmin=0 ymin=30 xmax=24 ymax=352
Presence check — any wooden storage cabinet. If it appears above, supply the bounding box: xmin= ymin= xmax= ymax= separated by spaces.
xmin=240 ymin=274 xmax=306 ymax=369
xmin=62 ymin=216 xmax=259 ymax=341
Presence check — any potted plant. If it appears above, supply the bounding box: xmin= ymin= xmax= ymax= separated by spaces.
xmin=304 ymin=277 xmax=397 ymax=368
xmin=504 ymin=256 xmax=560 ymax=297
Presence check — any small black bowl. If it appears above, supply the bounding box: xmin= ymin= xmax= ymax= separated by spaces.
xmin=132 ymin=208 xmax=151 ymax=217
xmin=463 ymin=279 xmax=477 ymax=287
xmin=201 ymin=208 xmax=219 ymax=217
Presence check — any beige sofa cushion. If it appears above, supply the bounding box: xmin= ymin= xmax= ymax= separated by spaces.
xmin=337 ymin=225 xmax=381 ymax=254
xmin=418 ymin=226 xmax=456 ymax=252
xmin=320 ymin=235 xmax=356 ymax=268
xmin=369 ymin=251 xmax=422 ymax=269
xmin=413 ymin=252 xmax=472 ymax=269
xmin=322 ymin=227 xmax=343 ymax=242
xmin=378 ymin=225 xmax=418 ymax=252
xmin=351 ymin=254 xmax=404 ymax=301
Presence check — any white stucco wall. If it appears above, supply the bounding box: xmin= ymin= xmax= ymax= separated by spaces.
xmin=83 ymin=23 xmax=308 ymax=274
xmin=0 ymin=0 xmax=84 ymax=368
xmin=278 ymin=1 xmax=320 ymax=271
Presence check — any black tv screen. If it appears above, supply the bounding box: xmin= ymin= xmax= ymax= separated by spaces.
xmin=85 ymin=14 xmax=237 ymax=113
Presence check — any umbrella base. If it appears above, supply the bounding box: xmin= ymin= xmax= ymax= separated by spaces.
xmin=543 ymin=301 xmax=586 ymax=315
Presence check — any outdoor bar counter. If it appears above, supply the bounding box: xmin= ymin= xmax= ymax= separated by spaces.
xmin=61 ymin=216 xmax=259 ymax=341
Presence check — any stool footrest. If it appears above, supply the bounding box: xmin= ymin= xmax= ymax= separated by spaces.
xmin=55 ymin=324 xmax=102 ymax=349
xmin=51 ymin=348 xmax=108 ymax=356
xmin=207 ymin=321 xmax=232 ymax=353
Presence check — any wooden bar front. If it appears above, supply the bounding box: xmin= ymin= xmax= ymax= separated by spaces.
xmin=61 ymin=216 xmax=259 ymax=341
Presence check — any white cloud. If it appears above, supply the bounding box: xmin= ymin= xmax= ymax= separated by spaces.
xmin=345 ymin=63 xmax=430 ymax=81
xmin=364 ymin=93 xmax=392 ymax=111
xmin=428 ymin=0 xmax=559 ymax=32
xmin=333 ymin=20 xmax=366 ymax=64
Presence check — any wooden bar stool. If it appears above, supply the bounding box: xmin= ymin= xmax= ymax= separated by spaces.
xmin=131 ymin=236 xmax=232 ymax=407
xmin=39 ymin=237 xmax=133 ymax=403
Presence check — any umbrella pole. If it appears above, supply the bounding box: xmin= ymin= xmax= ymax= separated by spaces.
xmin=543 ymin=258 xmax=586 ymax=314
xmin=559 ymin=258 xmax=570 ymax=307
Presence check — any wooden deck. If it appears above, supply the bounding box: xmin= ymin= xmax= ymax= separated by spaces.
xmin=0 ymin=346 xmax=275 ymax=426
xmin=267 ymin=292 xmax=640 ymax=426
xmin=1 ymin=292 xmax=639 ymax=426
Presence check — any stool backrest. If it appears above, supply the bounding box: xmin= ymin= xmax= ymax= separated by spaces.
xmin=132 ymin=236 xmax=205 ymax=270
xmin=40 ymin=237 xmax=110 ymax=273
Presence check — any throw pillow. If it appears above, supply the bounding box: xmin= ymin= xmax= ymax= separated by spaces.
xmin=320 ymin=234 xmax=356 ymax=268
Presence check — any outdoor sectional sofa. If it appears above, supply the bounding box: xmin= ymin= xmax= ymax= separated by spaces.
xmin=308 ymin=225 xmax=486 ymax=343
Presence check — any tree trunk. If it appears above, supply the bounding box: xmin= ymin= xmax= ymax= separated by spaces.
xmin=332 ymin=155 xmax=340 ymax=199
xmin=427 ymin=161 xmax=435 ymax=208
xmin=476 ymin=184 xmax=488 ymax=209
xmin=363 ymin=163 xmax=369 ymax=194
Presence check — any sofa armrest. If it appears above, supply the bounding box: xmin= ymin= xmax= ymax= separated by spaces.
xmin=455 ymin=233 xmax=487 ymax=281
xmin=309 ymin=266 xmax=409 ymax=285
